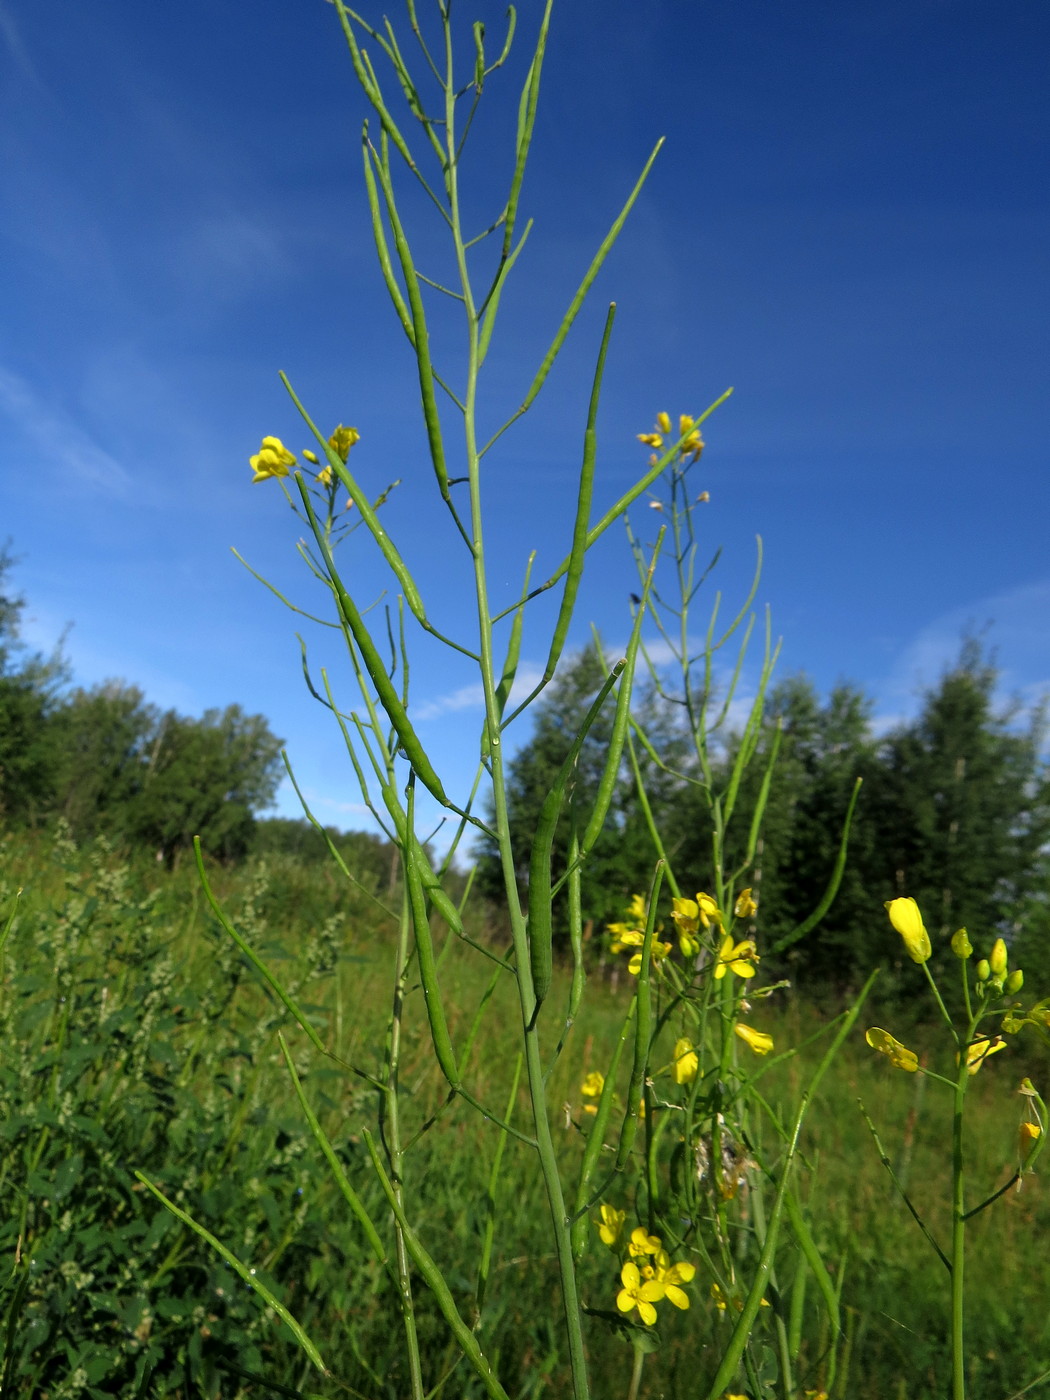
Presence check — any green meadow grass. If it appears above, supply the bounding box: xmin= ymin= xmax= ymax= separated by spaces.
xmin=1 ymin=826 xmax=1047 ymax=1399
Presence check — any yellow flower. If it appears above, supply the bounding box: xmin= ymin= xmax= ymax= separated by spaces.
xmin=672 ymin=1037 xmax=698 ymax=1084
xmin=885 ymin=897 xmax=932 ymax=964
xmin=714 ymin=934 xmax=758 ymax=980
xmin=711 ymin=1284 xmax=769 ymax=1315
xmin=595 ymin=1203 xmax=625 ymax=1247
xmin=959 ymin=1035 xmax=1006 ymax=1075
xmin=627 ymin=1227 xmax=661 ymax=1259
xmin=656 ymin=411 xmax=672 ymax=434
xmin=316 ymin=464 xmax=334 ymax=487
xmin=865 ymin=1027 xmax=919 ymax=1072
xmin=677 ymin=414 xmax=704 ymax=462
xmin=581 ymin=1070 xmax=604 ymax=1114
xmin=627 ymin=940 xmax=673 ymax=976
xmin=249 ymin=436 xmax=296 ymax=482
xmin=327 ymin=424 xmax=360 ymax=462
xmin=652 ymin=1250 xmax=696 ymax=1309
xmin=616 ymin=1261 xmax=664 ymax=1326
xmin=1019 ymin=1120 xmax=1042 ymax=1157
xmin=734 ymin=1023 xmax=774 ymax=1056
xmin=734 ymin=887 xmax=757 ymax=920
xmin=637 ymin=431 xmax=664 ymax=450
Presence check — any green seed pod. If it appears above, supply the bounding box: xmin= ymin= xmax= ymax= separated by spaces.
xmin=951 ymin=928 xmax=973 ymax=959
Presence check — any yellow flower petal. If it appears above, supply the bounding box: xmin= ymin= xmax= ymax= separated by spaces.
xmin=865 ymin=1026 xmax=919 ymax=1072
xmin=734 ymin=887 xmax=757 ymax=919
xmin=734 ymin=1023 xmax=774 ymax=1056
xmin=672 ymin=1037 xmax=698 ymax=1084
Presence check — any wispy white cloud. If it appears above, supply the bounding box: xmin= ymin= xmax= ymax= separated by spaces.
xmin=0 ymin=2 xmax=41 ymax=87
xmin=875 ymin=578 xmax=1050 ymax=729
xmin=413 ymin=663 xmax=548 ymax=722
xmin=0 ymin=367 xmax=132 ymax=494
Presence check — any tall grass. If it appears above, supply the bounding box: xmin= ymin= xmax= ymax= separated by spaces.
xmin=2 ymin=826 xmax=1047 ymax=1398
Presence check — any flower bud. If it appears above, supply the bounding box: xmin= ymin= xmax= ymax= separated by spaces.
xmin=951 ymin=928 xmax=973 ymax=959
xmin=976 ymin=959 xmax=990 ymax=982
xmin=885 ymin=898 xmax=932 ymax=964
xmin=989 ymin=938 xmax=1008 ymax=977
xmin=1006 ymin=968 xmax=1024 ymax=994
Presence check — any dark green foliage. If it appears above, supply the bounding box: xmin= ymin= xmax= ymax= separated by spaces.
xmin=474 ymin=647 xmax=686 ymax=939
xmin=0 ymin=554 xmax=286 ymax=863
xmin=487 ymin=644 xmax=1049 ymax=988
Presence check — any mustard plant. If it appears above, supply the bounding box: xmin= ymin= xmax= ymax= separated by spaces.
xmin=863 ymin=896 xmax=1048 ymax=1400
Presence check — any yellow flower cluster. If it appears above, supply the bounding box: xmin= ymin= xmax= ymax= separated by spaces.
xmin=637 ymin=411 xmax=705 ymax=464
xmin=594 ymin=1218 xmax=696 ymax=1326
xmin=251 ymin=425 xmax=360 ymax=487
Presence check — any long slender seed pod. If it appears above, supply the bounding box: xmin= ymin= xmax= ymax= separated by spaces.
xmin=526 ymin=663 xmax=625 ymax=1021
xmin=360 ymin=127 xmax=414 ymax=343
xmin=540 ymin=307 xmax=614 ymax=671
xmin=570 ymin=998 xmax=635 ymax=1261
xmin=278 ymin=1033 xmax=392 ymax=1274
xmin=490 ymin=388 xmax=733 ymax=619
xmin=615 ymin=863 xmax=665 ymax=1171
xmin=296 ymin=476 xmax=449 ymax=808
xmin=136 ymin=1173 xmax=328 ymax=1375
xmin=366 ymin=133 xmax=451 ymax=500
xmin=769 ymin=778 xmax=863 ymax=955
xmin=702 ymin=974 xmax=876 ymax=1400
xmin=194 ymin=838 xmax=326 ymax=1056
xmin=404 ymin=777 xmax=460 ymax=1089
xmin=476 ymin=1053 xmax=524 ymax=1317
xmin=494 ymin=552 xmax=536 ymax=720
xmin=579 ymin=539 xmax=660 ymax=858
xmin=362 ymin=1132 xmax=513 ymax=1400
xmin=502 ymin=0 xmax=552 ymax=260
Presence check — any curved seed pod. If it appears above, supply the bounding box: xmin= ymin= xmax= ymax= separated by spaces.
xmin=526 ymin=662 xmax=624 ymax=1023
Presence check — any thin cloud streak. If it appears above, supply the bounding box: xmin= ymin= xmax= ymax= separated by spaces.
xmin=0 ymin=367 xmax=133 ymax=495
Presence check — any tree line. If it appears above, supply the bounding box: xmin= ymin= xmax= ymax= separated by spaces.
xmin=476 ymin=640 xmax=1050 ymax=989
xmin=0 ymin=551 xmax=289 ymax=866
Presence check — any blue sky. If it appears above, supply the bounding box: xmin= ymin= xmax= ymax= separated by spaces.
xmin=1 ymin=0 xmax=1048 ymax=839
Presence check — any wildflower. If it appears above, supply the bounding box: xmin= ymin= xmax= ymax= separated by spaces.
xmin=627 ymin=940 xmax=673 ymax=977
xmin=581 ymin=1070 xmax=604 ymax=1114
xmin=734 ymin=887 xmax=757 ymax=920
xmin=652 ymin=1250 xmax=696 ymax=1309
xmin=316 ymin=464 xmax=334 ymax=488
xmin=951 ymin=928 xmax=973 ymax=959
xmin=616 ymin=1261 xmax=664 ymax=1326
xmin=656 ymin=411 xmax=672 ymax=434
xmin=677 ymin=414 xmax=704 ymax=463
xmin=327 ymin=424 xmax=360 ymax=461
xmin=1019 ymin=1120 xmax=1042 ymax=1157
xmin=711 ymin=1284 xmax=770 ymax=1314
xmin=637 ymin=431 xmax=664 ymax=450
xmin=865 ymin=1027 xmax=919 ymax=1073
xmin=672 ymin=1037 xmax=698 ymax=1084
xmin=595 ymin=1203 xmax=625 ymax=1247
xmin=989 ymin=937 xmax=1008 ymax=977
xmin=303 ymin=449 xmax=319 ymax=464
xmin=959 ymin=1036 xmax=1006 ymax=1076
xmin=714 ymin=934 xmax=758 ymax=980
xmin=249 ymin=436 xmax=296 ymax=482
xmin=627 ymin=1227 xmax=662 ymax=1260
xmin=885 ymin=898 xmax=931 ymax=964
xmin=734 ymin=1023 xmax=774 ymax=1056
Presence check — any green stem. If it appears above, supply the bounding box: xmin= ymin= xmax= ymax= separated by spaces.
xmin=951 ymin=1039 xmax=971 ymax=1400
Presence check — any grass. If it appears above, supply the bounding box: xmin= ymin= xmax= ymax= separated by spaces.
xmin=1 ymin=824 xmax=1048 ymax=1399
